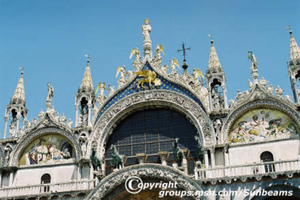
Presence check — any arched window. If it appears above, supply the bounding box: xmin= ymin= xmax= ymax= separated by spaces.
xmin=260 ymin=151 xmax=275 ymax=173
xmin=41 ymin=174 xmax=51 ymax=192
xmin=105 ymin=108 xmax=199 ymax=175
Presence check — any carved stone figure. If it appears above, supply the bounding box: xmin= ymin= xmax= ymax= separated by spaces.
xmin=46 ymin=82 xmax=54 ymax=103
xmin=155 ymin=44 xmax=162 ymax=60
xmin=275 ymin=85 xmax=284 ymax=97
xmin=59 ymin=114 xmax=67 ymax=123
xmin=4 ymin=144 xmax=12 ymax=164
xmin=248 ymin=51 xmax=258 ymax=80
xmin=66 ymin=119 xmax=73 ymax=128
xmin=285 ymin=95 xmax=293 ymax=103
xmin=161 ymin=64 xmax=169 ymax=75
xmin=169 ymin=58 xmax=180 ymax=79
xmin=173 ymin=138 xmax=183 ymax=167
xmin=129 ymin=47 xmax=141 ymax=63
xmin=267 ymin=85 xmax=274 ymax=93
xmin=248 ymin=79 xmax=254 ymax=90
xmin=142 ymin=19 xmax=151 ymax=41
xmin=229 ymin=99 xmax=236 ymax=108
xmin=9 ymin=124 xmax=17 ymax=137
xmin=19 ymin=126 xmax=25 ymax=136
xmin=154 ymin=44 xmax=164 ymax=67
xmin=31 ymin=118 xmax=38 ymax=126
xmin=116 ymin=66 xmax=127 ymax=88
xmin=127 ymin=70 xmax=135 ymax=80
xmin=211 ymin=86 xmax=223 ymax=109
xmin=38 ymin=109 xmax=45 ymax=120
xmin=235 ymin=89 xmax=244 ymax=101
xmin=130 ymin=48 xmax=142 ymax=70
xmin=259 ymin=77 xmax=268 ymax=87
xmin=214 ymin=119 xmax=222 ymax=144
xmin=107 ymin=84 xmax=115 ymax=97
xmin=110 ymin=144 xmax=124 ymax=169
xmin=79 ymin=134 xmax=87 ymax=156
xmin=25 ymin=120 xmax=31 ymax=129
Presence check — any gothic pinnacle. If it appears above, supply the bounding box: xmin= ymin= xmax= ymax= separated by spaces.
xmin=287 ymin=26 xmax=300 ymax=65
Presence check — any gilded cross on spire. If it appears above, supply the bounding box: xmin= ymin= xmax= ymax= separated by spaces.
xmin=177 ymin=43 xmax=190 ymax=61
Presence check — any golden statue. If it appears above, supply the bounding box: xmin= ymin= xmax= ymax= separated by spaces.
xmin=135 ymin=70 xmax=161 ymax=88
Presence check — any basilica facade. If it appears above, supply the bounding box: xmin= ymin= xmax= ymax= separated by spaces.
xmin=0 ymin=20 xmax=299 ymax=200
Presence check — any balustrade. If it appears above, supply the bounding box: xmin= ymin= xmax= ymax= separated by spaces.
xmin=195 ymin=159 xmax=300 ymax=180
xmin=0 ymin=179 xmax=95 ymax=198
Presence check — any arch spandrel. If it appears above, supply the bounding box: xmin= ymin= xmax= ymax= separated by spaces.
xmin=85 ymin=163 xmax=204 ymax=200
xmin=89 ymin=90 xmax=214 ymax=158
xmin=9 ymin=127 xmax=81 ymax=167
xmin=222 ymin=99 xmax=300 ymax=145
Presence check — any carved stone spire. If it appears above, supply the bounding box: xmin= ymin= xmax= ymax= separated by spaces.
xmin=11 ymin=67 xmax=26 ymax=106
xmin=207 ymin=35 xmax=222 ymax=72
xmin=75 ymin=55 xmax=96 ymax=128
xmin=3 ymin=68 xmax=28 ymax=138
xmin=142 ymin=19 xmax=152 ymax=60
xmin=289 ymin=28 xmax=300 ymax=65
xmin=205 ymin=35 xmax=228 ymax=111
xmin=287 ymin=26 xmax=300 ymax=104
xmin=80 ymin=55 xmax=94 ymax=91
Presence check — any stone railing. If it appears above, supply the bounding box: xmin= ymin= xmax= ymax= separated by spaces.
xmin=0 ymin=179 xmax=95 ymax=198
xmin=195 ymin=159 xmax=300 ymax=181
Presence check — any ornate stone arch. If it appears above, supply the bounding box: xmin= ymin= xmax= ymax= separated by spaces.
xmin=222 ymin=99 xmax=300 ymax=143
xmin=208 ymin=75 xmax=224 ymax=88
xmin=85 ymin=163 xmax=204 ymax=200
xmin=9 ymin=127 xmax=82 ymax=166
xmin=89 ymin=90 xmax=214 ymax=158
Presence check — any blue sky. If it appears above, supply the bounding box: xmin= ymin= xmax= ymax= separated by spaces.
xmin=0 ymin=1 xmax=299 ymax=138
